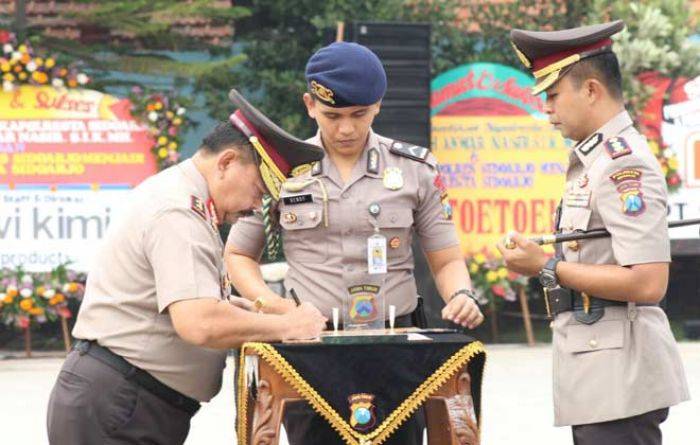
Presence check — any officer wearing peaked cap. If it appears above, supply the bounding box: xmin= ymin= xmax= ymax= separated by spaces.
xmin=226 ymin=42 xmax=483 ymax=444
xmin=47 ymin=90 xmax=326 ymax=445
xmin=499 ymin=21 xmax=689 ymax=445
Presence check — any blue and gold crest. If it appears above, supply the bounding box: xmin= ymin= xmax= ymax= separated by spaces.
xmin=610 ymin=169 xmax=645 ymax=216
xmin=348 ymin=393 xmax=376 ymax=432
xmin=605 ymin=136 xmax=632 ymax=159
xmin=348 ymin=285 xmax=380 ymax=323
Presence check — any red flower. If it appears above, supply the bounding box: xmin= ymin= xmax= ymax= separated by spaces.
xmin=0 ymin=30 xmax=10 ymax=44
xmin=18 ymin=316 xmax=30 ymax=329
xmin=668 ymin=174 xmax=681 ymax=186
xmin=491 ymin=284 xmax=506 ymax=297
xmin=58 ymin=306 xmax=72 ymax=318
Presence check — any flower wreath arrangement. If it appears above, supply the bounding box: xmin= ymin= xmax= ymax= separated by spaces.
xmin=467 ymin=251 xmax=529 ymax=307
xmin=1 ymin=29 xmax=193 ymax=172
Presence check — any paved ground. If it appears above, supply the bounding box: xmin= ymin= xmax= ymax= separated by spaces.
xmin=1 ymin=343 xmax=697 ymax=444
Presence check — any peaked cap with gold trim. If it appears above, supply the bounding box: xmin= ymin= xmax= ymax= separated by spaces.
xmin=510 ymin=20 xmax=625 ymax=96
xmin=229 ymin=89 xmax=324 ymax=200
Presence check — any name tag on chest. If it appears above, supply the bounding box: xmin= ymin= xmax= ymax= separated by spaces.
xmin=564 ymin=190 xmax=591 ymax=208
xmin=283 ymin=194 xmax=313 ymax=205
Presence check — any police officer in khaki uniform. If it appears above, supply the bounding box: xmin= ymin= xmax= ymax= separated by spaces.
xmin=226 ymin=42 xmax=483 ymax=445
xmin=46 ymin=90 xmax=327 ymax=445
xmin=499 ymin=21 xmax=690 ymax=444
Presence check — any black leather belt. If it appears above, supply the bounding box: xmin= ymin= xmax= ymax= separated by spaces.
xmin=74 ymin=339 xmax=200 ymax=416
xmin=543 ymin=287 xmax=656 ymax=324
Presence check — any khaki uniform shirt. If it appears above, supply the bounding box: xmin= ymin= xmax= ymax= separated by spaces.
xmin=227 ymin=130 xmax=458 ymax=317
xmin=72 ymin=159 xmax=229 ymax=402
xmin=552 ymin=110 xmax=689 ymax=426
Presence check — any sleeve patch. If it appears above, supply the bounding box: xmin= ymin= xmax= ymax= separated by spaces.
xmin=610 ymin=168 xmax=645 ymax=216
xmin=389 ymin=141 xmax=429 ymax=162
xmin=433 ymin=172 xmax=452 ymax=220
xmin=605 ymin=137 xmax=632 ymax=159
xmin=190 ymin=195 xmax=207 ymax=220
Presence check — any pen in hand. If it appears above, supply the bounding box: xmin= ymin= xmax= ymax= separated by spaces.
xmin=289 ymin=288 xmax=302 ymax=307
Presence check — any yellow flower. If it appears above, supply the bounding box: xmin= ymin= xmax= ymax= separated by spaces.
xmin=2 ymin=293 xmax=13 ymax=304
xmin=474 ymin=253 xmax=487 ymax=265
xmin=154 ymin=102 xmax=163 ymax=110
xmin=6 ymin=287 xmax=18 ymax=299
xmin=166 ymin=111 xmax=174 ymax=119
xmin=648 ymin=140 xmax=659 ymax=155
xmin=37 ymin=286 xmax=45 ymax=296
xmin=32 ymin=71 xmax=48 ymax=84
xmin=486 ymin=270 xmax=498 ymax=283
xmin=19 ymin=298 xmax=33 ymax=311
xmin=29 ymin=307 xmax=45 ymax=316
xmin=497 ymin=267 xmax=508 ymax=279
xmin=158 ymin=148 xmax=168 ymax=159
xmin=172 ymin=117 xmax=182 ymax=126
xmin=157 ymin=136 xmax=168 ymax=146
xmin=18 ymin=44 xmax=27 ymax=53
xmin=3 ymin=73 xmax=14 ymax=82
xmin=661 ymin=164 xmax=668 ymax=175
xmin=168 ymin=141 xmax=177 ymax=150
xmin=45 ymin=58 xmax=55 ymax=68
xmin=469 ymin=263 xmax=479 ymax=274
xmin=668 ymin=157 xmax=678 ymax=170
xmin=66 ymin=283 xmax=78 ymax=293
xmin=35 ymin=57 xmax=44 ymax=66
xmin=0 ymin=62 xmax=9 ymax=72
xmin=18 ymin=71 xmax=27 ymax=81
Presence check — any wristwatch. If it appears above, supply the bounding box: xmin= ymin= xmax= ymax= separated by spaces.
xmin=449 ymin=288 xmax=479 ymax=305
xmin=539 ymin=258 xmax=561 ymax=289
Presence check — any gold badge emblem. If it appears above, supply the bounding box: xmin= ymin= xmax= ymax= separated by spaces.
xmin=282 ymin=212 xmax=297 ymax=224
xmin=310 ymin=80 xmax=336 ymax=104
xmin=382 ymin=167 xmax=403 ymax=190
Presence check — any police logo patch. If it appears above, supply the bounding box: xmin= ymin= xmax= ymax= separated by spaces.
xmin=610 ymin=168 xmax=645 ymax=216
xmin=348 ymin=393 xmax=376 ymax=432
xmin=383 ymin=167 xmax=404 ymax=190
xmin=190 ymin=195 xmax=207 ymax=220
xmin=605 ymin=137 xmax=632 ymax=159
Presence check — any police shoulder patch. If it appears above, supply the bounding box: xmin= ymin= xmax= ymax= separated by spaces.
xmin=389 ymin=140 xmax=429 ymax=162
xmin=190 ymin=195 xmax=207 ymax=220
xmin=605 ymin=136 xmax=632 ymax=159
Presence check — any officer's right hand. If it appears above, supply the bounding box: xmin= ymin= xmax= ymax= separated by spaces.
xmin=281 ymin=302 xmax=327 ymax=340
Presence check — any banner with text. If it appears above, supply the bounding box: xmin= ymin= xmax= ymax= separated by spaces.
xmin=0 ymin=86 xmax=155 ymax=271
xmin=431 ymin=63 xmax=569 ymax=255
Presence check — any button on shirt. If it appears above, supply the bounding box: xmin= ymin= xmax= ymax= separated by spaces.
xmin=227 ymin=130 xmax=458 ymax=317
xmin=72 ymin=159 xmax=229 ymax=402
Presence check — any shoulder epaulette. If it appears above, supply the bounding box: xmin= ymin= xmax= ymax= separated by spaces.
xmin=389 ymin=140 xmax=430 ymax=163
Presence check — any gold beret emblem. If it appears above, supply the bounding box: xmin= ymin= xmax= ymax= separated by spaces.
xmin=310 ymin=80 xmax=336 ymax=104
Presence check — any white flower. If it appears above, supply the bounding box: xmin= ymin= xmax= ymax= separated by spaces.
xmin=43 ymin=289 xmax=56 ymax=299
xmin=663 ymin=148 xmax=674 ymax=158
xmin=2 ymin=44 xmax=12 ymax=54
xmin=62 ymin=283 xmax=71 ymax=293
xmin=176 ymin=107 xmax=186 ymax=116
xmin=52 ymin=78 xmax=64 ymax=88
xmin=36 ymin=315 xmax=47 ymax=323
xmin=20 ymin=288 xmax=32 ymax=298
xmin=0 ymin=293 xmax=5 ymax=300
xmin=21 ymin=275 xmax=33 ymax=284
xmin=148 ymin=111 xmax=158 ymax=122
xmin=2 ymin=80 xmax=13 ymax=92
xmin=11 ymin=51 xmax=21 ymax=61
xmin=25 ymin=61 xmax=37 ymax=72
xmin=76 ymin=73 xmax=89 ymax=85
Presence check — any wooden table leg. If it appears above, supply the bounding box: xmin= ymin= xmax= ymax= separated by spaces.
xmin=425 ymin=367 xmax=480 ymax=445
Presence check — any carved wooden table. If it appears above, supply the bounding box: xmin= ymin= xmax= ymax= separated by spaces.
xmin=237 ymin=331 xmax=485 ymax=445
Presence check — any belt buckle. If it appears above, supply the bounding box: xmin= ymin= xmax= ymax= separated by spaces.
xmin=543 ymin=287 xmax=553 ymax=319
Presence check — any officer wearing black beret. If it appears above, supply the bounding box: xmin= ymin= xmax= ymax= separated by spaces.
xmin=227 ymin=42 xmax=483 ymax=444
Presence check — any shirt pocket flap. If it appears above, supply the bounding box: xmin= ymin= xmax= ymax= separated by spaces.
xmin=279 ymin=205 xmax=324 ymax=230
xmin=566 ymin=319 xmax=625 ymax=353
xmin=374 ymin=208 xmax=414 ymax=229
xmin=559 ymin=207 xmax=592 ymax=232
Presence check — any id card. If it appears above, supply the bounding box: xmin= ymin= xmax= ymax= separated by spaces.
xmin=367 ymin=233 xmax=387 ymax=274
